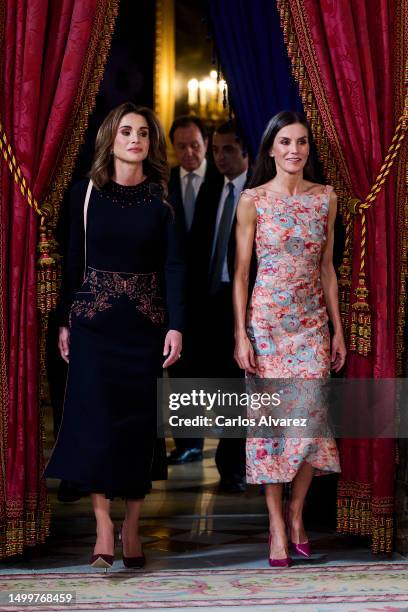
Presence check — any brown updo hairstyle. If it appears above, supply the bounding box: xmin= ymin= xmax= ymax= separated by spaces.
xmin=89 ymin=102 xmax=169 ymax=196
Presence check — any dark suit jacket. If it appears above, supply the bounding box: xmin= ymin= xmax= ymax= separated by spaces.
xmin=168 ymin=168 xmax=254 ymax=377
xmin=168 ymin=163 xmax=224 ymax=302
xmin=198 ymin=171 xmax=253 ymax=378
xmin=167 ymin=163 xmax=223 ymax=377
xmin=209 ymin=171 xmax=256 ymax=292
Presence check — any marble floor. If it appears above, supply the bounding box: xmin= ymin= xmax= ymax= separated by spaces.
xmin=1 ymin=440 xmax=407 ymax=611
xmin=2 ymin=440 xmax=406 ymax=572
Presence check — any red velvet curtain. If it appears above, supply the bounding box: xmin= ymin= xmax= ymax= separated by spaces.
xmin=281 ymin=0 xmax=404 ymax=552
xmin=0 ymin=0 xmax=118 ymax=558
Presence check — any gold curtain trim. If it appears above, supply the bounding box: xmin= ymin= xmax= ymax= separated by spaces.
xmin=0 ymin=0 xmax=120 ymax=318
xmin=36 ymin=0 xmax=119 ymax=401
xmin=348 ymin=95 xmax=408 ymax=356
xmin=0 ymin=0 xmax=9 ymax=550
xmin=337 ymin=482 xmax=394 ymax=554
xmin=396 ymin=142 xmax=408 ymax=375
xmin=42 ymin=0 xmax=120 ymax=229
xmin=0 ymin=122 xmax=45 ymax=219
xmin=276 ymin=0 xmax=354 ymax=339
xmin=0 ymin=510 xmax=51 ymax=558
xmin=0 ymin=169 xmax=6 ymax=510
xmin=0 ymin=1 xmax=118 ymax=558
xmin=277 ymin=0 xmax=400 ymax=552
xmin=350 ymin=112 xmax=408 ymax=217
xmin=278 ymin=0 xmax=408 ymax=359
xmin=1 ymin=0 xmax=120 ymax=229
xmin=337 ymin=498 xmax=394 ymax=555
xmin=277 ymin=0 xmax=353 ymax=197
xmin=395 ymin=0 xmax=408 ymax=375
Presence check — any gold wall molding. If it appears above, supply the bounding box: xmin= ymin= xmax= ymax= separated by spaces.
xmin=154 ymin=0 xmax=176 ymax=166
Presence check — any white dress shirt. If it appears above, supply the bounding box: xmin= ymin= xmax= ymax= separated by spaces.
xmin=211 ymin=170 xmax=248 ymax=282
xmin=180 ymin=158 xmax=207 ymax=203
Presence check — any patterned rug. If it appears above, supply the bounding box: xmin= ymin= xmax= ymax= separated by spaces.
xmin=1 ymin=563 xmax=408 ymax=611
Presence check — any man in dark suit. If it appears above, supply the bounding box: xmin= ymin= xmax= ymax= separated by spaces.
xmin=206 ymin=120 xmax=250 ymax=492
xmin=167 ymin=115 xmax=223 ymax=464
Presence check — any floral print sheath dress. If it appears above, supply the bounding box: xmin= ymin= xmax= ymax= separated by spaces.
xmin=244 ymin=185 xmax=340 ymax=484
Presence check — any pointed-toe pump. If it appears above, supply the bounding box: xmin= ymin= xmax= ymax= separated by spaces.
xmin=269 ymin=556 xmax=293 ymax=568
xmin=119 ymin=526 xmax=145 ymax=569
xmin=291 ymin=540 xmax=311 ymax=558
xmin=268 ymin=534 xmax=292 ymax=568
xmin=89 ymin=553 xmax=114 ymax=570
xmin=90 ymin=527 xmax=115 ymax=571
xmin=287 ymin=509 xmax=311 ymax=559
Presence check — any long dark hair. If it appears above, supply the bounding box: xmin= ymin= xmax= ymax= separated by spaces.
xmin=89 ymin=102 xmax=169 ymax=196
xmin=249 ymin=111 xmax=317 ymax=188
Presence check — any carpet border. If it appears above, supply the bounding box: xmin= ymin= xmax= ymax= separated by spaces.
xmin=1 ymin=562 xmax=408 ymax=579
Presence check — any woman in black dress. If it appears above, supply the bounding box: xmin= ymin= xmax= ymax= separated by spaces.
xmin=46 ymin=103 xmax=185 ymax=569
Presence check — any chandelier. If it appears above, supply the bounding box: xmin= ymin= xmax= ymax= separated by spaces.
xmin=187 ymin=70 xmax=229 ymax=120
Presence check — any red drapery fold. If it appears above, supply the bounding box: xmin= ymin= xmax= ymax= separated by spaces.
xmin=280 ymin=0 xmax=406 ymax=552
xmin=0 ymin=0 xmax=118 ymax=558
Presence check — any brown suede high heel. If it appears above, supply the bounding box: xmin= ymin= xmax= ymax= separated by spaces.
xmin=90 ymin=553 xmax=114 ymax=570
xmin=119 ymin=525 xmax=145 ymax=569
xmin=90 ymin=527 xmax=115 ymax=571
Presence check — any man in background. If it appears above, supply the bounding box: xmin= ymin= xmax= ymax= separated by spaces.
xmin=167 ymin=116 xmax=223 ymax=465
xmin=206 ymin=120 xmax=250 ymax=492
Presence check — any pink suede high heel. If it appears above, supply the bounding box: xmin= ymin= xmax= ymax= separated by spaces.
xmin=287 ymin=504 xmax=311 ymax=558
xmin=268 ymin=534 xmax=292 ymax=568
xmin=291 ymin=541 xmax=311 ymax=558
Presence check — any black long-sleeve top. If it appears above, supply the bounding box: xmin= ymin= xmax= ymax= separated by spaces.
xmin=59 ymin=179 xmax=186 ymax=332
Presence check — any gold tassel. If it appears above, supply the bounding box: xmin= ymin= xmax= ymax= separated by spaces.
xmin=275 ymin=6 xmax=407 ymax=359
xmin=338 ymin=248 xmax=352 ymax=333
xmin=336 ymin=496 xmax=350 ymax=532
xmin=372 ymin=516 xmax=394 ymax=555
xmin=346 ymin=201 xmax=371 ymax=356
xmin=37 ymin=220 xmax=60 ymax=313
xmin=0 ymin=510 xmax=51 ymax=558
xmin=338 ymin=201 xmax=357 ymax=334
xmin=337 ymin=496 xmax=372 ymax=537
xmin=350 ymin=276 xmax=371 ymax=357
xmin=37 ymin=220 xmax=60 ymax=402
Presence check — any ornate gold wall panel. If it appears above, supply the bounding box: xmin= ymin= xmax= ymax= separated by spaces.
xmin=154 ymin=0 xmax=176 ymax=166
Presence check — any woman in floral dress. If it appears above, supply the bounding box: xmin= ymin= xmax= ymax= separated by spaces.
xmin=233 ymin=111 xmax=346 ymax=566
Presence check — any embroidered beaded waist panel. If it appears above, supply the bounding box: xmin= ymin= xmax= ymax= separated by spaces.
xmin=70 ymin=267 xmax=166 ymax=326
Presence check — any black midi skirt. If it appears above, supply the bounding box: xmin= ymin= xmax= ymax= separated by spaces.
xmin=46 ymin=267 xmax=168 ymax=499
